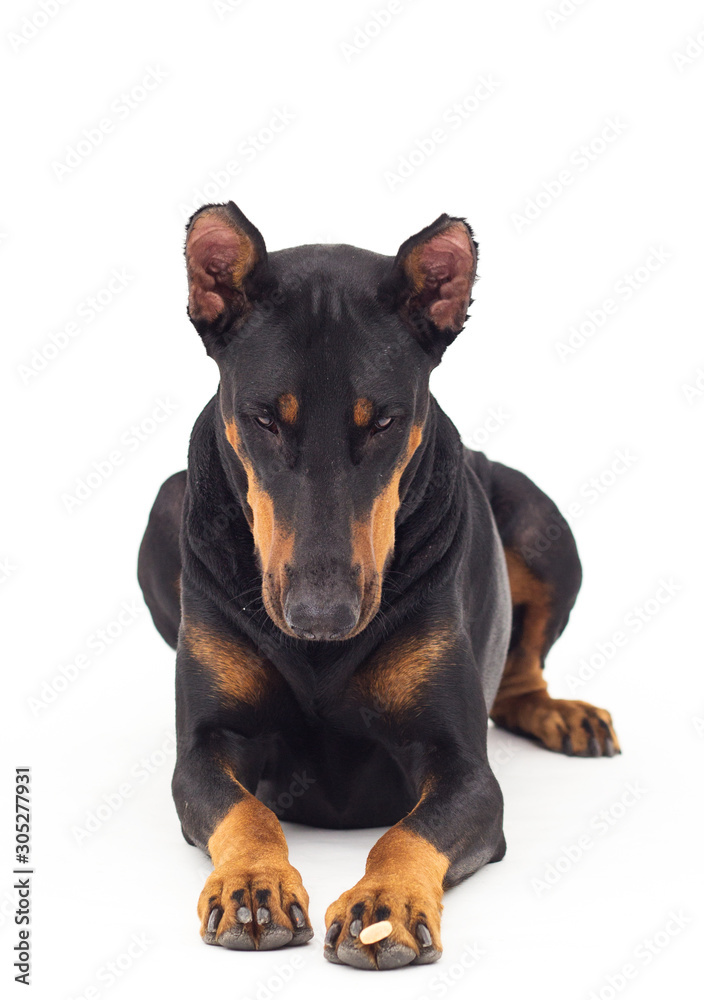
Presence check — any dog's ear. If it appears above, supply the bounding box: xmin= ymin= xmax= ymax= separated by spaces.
xmin=379 ymin=214 xmax=478 ymax=360
xmin=185 ymin=201 xmax=273 ymax=356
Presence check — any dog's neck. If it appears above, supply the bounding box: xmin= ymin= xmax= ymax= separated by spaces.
xmin=182 ymin=394 xmax=470 ymax=701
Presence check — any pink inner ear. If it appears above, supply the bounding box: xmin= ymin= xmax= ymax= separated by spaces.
xmin=186 ymin=212 xmax=254 ymax=323
xmin=416 ymin=223 xmax=476 ymax=332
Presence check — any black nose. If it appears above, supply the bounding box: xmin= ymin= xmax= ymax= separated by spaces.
xmin=284 ymin=597 xmax=360 ymax=641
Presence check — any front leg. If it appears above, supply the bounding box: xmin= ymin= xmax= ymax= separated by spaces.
xmin=172 ymin=614 xmax=313 ymax=950
xmin=325 ymin=629 xmax=504 ymax=970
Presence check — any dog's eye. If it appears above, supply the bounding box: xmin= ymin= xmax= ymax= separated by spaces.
xmin=372 ymin=416 xmax=394 ymax=433
xmin=255 ymin=415 xmax=279 ymax=434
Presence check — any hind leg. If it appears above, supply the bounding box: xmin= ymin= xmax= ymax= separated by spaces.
xmin=138 ymin=471 xmax=186 ymax=649
xmin=485 ymin=459 xmax=620 ymax=757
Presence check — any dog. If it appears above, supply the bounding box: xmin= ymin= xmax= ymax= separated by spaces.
xmin=138 ymin=202 xmax=620 ymax=970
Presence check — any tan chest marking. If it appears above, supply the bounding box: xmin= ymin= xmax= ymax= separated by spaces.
xmin=183 ymin=620 xmax=274 ymax=707
xmin=353 ymin=626 xmax=453 ymax=716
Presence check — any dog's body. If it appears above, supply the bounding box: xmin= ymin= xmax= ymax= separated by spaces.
xmin=138 ymin=204 xmax=619 ymax=969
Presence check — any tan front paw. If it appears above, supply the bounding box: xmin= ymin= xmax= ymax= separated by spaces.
xmin=198 ymin=860 xmax=313 ymax=950
xmin=324 ymin=877 xmax=442 ymax=970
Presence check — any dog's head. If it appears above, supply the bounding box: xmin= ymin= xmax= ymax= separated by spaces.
xmin=185 ymin=202 xmax=477 ymax=641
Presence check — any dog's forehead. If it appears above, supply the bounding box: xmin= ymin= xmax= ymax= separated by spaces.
xmin=269 ymin=242 xmax=392 ymax=291
xmin=229 ymin=244 xmax=424 ymax=403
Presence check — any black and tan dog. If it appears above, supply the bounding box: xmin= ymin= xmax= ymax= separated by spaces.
xmin=138 ymin=202 xmax=620 ymax=970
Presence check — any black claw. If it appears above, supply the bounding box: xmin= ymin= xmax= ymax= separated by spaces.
xmin=581 ymin=718 xmax=600 ymax=756
xmin=349 ymin=919 xmax=362 ymax=938
xmin=562 ymin=733 xmax=574 ymax=756
xmin=207 ymin=906 xmax=223 ymax=935
xmin=325 ymin=922 xmax=341 ymax=946
xmin=290 ymin=903 xmax=306 ymax=928
xmin=597 ymin=719 xmax=617 ymax=757
xmin=291 ymin=924 xmax=314 ymax=945
xmin=416 ymin=923 xmax=432 ymax=948
xmin=324 ymin=922 xmax=343 ymax=964
xmin=256 ymin=906 xmax=271 ymax=925
xmin=236 ymin=905 xmax=252 ymax=924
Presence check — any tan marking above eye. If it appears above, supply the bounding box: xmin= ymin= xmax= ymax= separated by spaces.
xmin=354 ymin=398 xmax=374 ymax=427
xmin=278 ymin=393 xmax=299 ymax=424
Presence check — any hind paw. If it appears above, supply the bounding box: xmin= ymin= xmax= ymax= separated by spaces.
xmin=492 ymin=692 xmax=620 ymax=757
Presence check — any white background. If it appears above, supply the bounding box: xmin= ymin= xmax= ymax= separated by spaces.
xmin=2 ymin=0 xmax=703 ymax=998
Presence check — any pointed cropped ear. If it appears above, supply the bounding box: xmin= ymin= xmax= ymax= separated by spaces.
xmin=379 ymin=214 xmax=478 ymax=359
xmin=185 ymin=201 xmax=273 ymax=356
